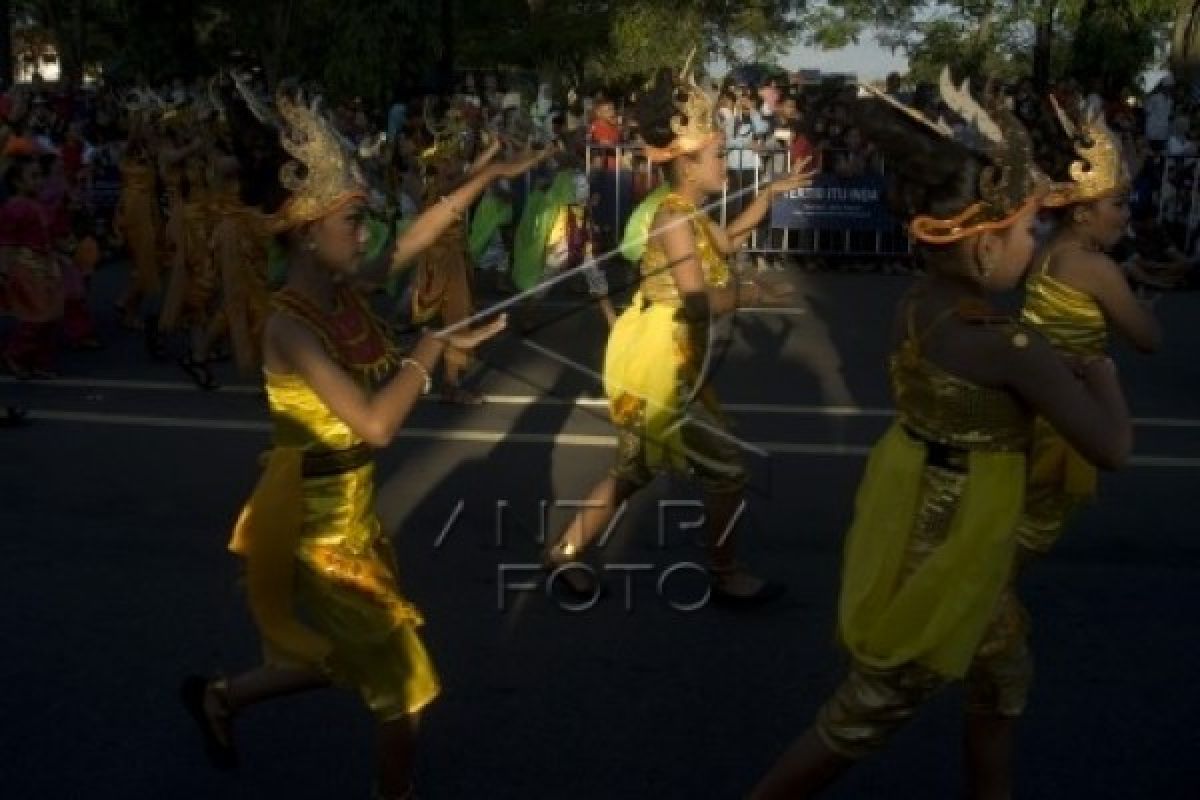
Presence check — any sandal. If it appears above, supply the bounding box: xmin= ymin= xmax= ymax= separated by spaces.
xmin=542 ymin=540 xmax=603 ymax=603
xmin=179 ymin=675 xmax=239 ymax=770
xmin=0 ymin=406 xmax=29 ymax=428
xmin=708 ymin=563 xmax=786 ymax=611
xmin=178 ymin=355 xmax=218 ymax=391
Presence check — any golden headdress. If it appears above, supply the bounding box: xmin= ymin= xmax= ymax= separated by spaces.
xmin=644 ymin=47 xmax=719 ymax=164
xmin=234 ymin=74 xmax=366 ymax=233
xmin=418 ymin=102 xmax=469 ymax=173
xmin=1042 ymin=96 xmax=1130 ymax=207
xmin=860 ymin=67 xmax=1049 ymax=244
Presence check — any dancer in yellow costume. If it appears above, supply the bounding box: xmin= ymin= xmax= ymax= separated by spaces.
xmin=751 ymin=70 xmax=1133 ymax=799
xmin=1017 ymin=100 xmax=1161 ymax=555
xmin=411 ymin=112 xmax=508 ymax=404
xmin=543 ymin=56 xmax=812 ymax=606
xmin=155 ymin=106 xmax=209 ymax=360
xmin=207 ymin=151 xmax=271 ymax=376
xmin=179 ymin=77 xmax=544 ymax=799
xmin=112 ymin=93 xmax=164 ymax=331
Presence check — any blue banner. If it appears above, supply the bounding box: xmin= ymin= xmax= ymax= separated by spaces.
xmin=769 ymin=171 xmax=895 ymax=231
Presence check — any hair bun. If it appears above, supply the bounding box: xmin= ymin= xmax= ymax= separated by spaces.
xmin=632 ymin=68 xmax=680 ymax=150
xmin=851 ymin=96 xmax=986 ymax=224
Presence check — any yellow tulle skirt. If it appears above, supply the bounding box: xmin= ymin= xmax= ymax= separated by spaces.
xmin=604 ymin=295 xmax=705 ymax=470
xmin=838 ymin=424 xmax=1026 ymax=679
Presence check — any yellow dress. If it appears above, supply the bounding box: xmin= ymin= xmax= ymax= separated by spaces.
xmin=412 ymin=172 xmax=473 ymax=372
xmin=603 ymin=192 xmax=744 ymax=492
xmin=1017 ymin=256 xmax=1108 ymax=552
xmin=161 ymin=157 xmax=216 ymax=330
xmin=210 ymin=187 xmax=270 ymax=374
xmin=817 ymin=309 xmax=1035 ymax=758
xmin=228 ymin=286 xmax=439 ymax=720
xmin=114 ymin=157 xmax=162 ymax=296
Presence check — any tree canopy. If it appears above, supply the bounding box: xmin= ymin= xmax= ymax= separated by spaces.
xmin=8 ymin=0 xmax=805 ymax=101
xmin=8 ymin=0 xmax=1194 ymax=102
xmin=796 ymin=0 xmax=1177 ymax=92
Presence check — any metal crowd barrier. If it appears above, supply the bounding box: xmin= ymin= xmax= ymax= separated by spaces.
xmin=583 ymin=141 xmax=912 ymax=259
xmin=1154 ymin=153 xmax=1200 ymax=250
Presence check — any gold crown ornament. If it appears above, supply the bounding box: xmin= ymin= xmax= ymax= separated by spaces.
xmin=1042 ymin=96 xmax=1130 ymax=207
xmin=419 ymin=101 xmax=469 ymax=173
xmin=644 ymin=47 xmax=719 ymax=164
xmin=860 ymin=67 xmax=1050 ymax=244
xmin=234 ymin=74 xmax=367 ymax=233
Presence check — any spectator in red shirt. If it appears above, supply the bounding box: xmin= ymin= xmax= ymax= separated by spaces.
xmin=589 ymin=96 xmax=621 ymax=170
xmin=775 ymin=93 xmax=817 ymax=171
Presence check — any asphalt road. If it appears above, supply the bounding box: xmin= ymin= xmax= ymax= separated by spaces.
xmin=2 ymin=262 xmax=1198 ymax=799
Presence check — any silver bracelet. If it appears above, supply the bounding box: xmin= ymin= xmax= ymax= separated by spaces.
xmin=401 ymin=358 xmax=432 ymax=394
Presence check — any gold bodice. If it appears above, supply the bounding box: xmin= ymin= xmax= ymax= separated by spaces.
xmin=1021 ymin=263 xmax=1107 ymax=357
xmin=639 ymin=193 xmax=731 ymax=306
xmin=265 ymin=369 xmax=362 ymax=452
xmin=119 ymin=158 xmax=156 ymax=195
xmin=890 ymin=333 xmax=1032 ymax=453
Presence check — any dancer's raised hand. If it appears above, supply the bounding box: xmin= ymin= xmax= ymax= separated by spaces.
xmin=769 ymin=155 xmax=818 ymax=196
xmin=436 ymin=313 xmax=508 ymax=350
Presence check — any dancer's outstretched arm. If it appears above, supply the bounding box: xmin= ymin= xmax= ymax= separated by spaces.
xmin=390 ymin=149 xmax=549 ymax=270
xmin=708 ymin=156 xmax=817 ymax=255
xmin=265 ymin=314 xmax=506 ymax=447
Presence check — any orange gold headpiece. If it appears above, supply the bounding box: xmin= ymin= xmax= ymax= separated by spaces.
xmin=234 ymin=73 xmax=366 ymax=233
xmin=644 ymin=47 xmax=719 ymax=164
xmin=861 ymin=67 xmax=1049 ymax=244
xmin=419 ymin=102 xmax=469 ymax=175
xmin=1042 ymin=96 xmax=1130 ymax=207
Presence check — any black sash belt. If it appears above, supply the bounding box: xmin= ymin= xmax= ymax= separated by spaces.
xmin=902 ymin=425 xmax=969 ymax=474
xmin=302 ymin=442 xmax=374 ymax=478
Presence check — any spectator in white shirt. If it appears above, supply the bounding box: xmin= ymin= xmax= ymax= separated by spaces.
xmin=724 ymin=86 xmax=769 ymax=222
xmin=1145 ymin=77 xmax=1173 ymax=151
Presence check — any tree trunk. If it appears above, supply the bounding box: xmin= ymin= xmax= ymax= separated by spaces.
xmin=1032 ymin=0 xmax=1057 ymax=91
xmin=0 ymin=0 xmax=11 ymax=88
xmin=1171 ymin=0 xmax=1200 ymax=85
xmin=439 ymin=0 xmax=455 ymax=94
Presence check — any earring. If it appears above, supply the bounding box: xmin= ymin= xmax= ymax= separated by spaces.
xmin=978 ymin=256 xmax=995 ymax=279
xmin=304 ymin=239 xmax=317 ymax=252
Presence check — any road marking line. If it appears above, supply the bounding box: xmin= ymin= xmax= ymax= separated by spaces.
xmin=24 ymin=410 xmax=1200 ymax=467
xmin=7 ymin=377 xmax=1200 ymax=428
